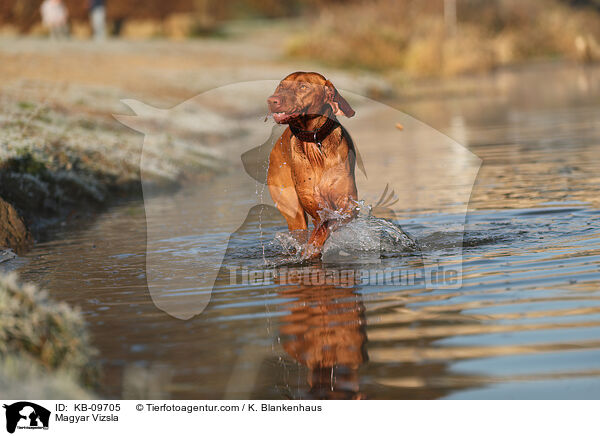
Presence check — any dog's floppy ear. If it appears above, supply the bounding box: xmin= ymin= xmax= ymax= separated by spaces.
xmin=325 ymin=80 xmax=355 ymax=118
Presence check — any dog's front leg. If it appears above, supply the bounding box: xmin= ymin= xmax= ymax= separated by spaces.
xmin=303 ymin=220 xmax=330 ymax=259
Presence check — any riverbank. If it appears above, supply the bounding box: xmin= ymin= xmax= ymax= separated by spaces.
xmin=0 ymin=34 xmax=395 ymax=255
xmin=0 ymin=88 xmax=225 ymax=252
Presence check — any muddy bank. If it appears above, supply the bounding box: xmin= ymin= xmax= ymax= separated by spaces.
xmin=0 ymin=95 xmax=226 ymax=253
xmin=0 ymin=197 xmax=32 ymax=253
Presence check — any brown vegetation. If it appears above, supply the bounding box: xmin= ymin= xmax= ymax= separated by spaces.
xmin=286 ymin=0 xmax=600 ymax=76
xmin=0 ymin=273 xmax=98 ymax=387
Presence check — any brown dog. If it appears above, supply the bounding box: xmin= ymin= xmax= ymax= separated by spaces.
xmin=267 ymin=72 xmax=358 ymax=257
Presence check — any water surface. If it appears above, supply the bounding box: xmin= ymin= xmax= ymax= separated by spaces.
xmin=17 ymin=63 xmax=600 ymax=399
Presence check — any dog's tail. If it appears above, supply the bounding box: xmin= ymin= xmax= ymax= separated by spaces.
xmin=371 ymin=183 xmax=399 ymax=219
xmin=374 ymin=183 xmax=399 ymax=209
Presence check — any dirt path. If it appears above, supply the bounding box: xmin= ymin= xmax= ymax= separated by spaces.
xmin=0 ymin=31 xmax=389 ymax=111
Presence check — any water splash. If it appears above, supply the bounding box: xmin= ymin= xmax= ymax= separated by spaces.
xmin=268 ymin=200 xmax=418 ymax=266
xmin=322 ymin=202 xmax=418 ymax=263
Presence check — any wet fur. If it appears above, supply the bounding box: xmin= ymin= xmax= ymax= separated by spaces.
xmin=266 ymin=72 xmax=358 ymax=257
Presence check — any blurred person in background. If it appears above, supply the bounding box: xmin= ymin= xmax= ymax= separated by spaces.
xmin=40 ymin=0 xmax=68 ymax=39
xmin=89 ymin=0 xmax=106 ymax=41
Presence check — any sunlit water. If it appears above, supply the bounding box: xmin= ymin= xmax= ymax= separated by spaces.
xmin=14 ymin=63 xmax=600 ymax=399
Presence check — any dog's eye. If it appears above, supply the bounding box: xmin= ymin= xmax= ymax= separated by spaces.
xmin=299 ymin=84 xmax=308 ymax=90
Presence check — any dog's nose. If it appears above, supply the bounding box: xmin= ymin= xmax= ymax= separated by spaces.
xmin=267 ymin=95 xmax=283 ymax=110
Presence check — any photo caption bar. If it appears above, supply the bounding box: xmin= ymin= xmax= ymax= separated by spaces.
xmin=1 ymin=400 xmax=597 ymax=435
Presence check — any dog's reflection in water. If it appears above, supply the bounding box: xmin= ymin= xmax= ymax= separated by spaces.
xmin=216 ymin=205 xmax=368 ymax=399
xmin=277 ymin=269 xmax=367 ymax=399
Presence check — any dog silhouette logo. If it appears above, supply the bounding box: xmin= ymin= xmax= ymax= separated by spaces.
xmin=3 ymin=402 xmax=50 ymax=434
xmin=116 ymin=80 xmax=481 ymax=319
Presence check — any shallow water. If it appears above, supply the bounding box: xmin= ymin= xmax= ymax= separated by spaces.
xmin=16 ymin=63 xmax=600 ymax=399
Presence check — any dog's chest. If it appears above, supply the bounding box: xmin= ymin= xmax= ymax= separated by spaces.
xmin=287 ymin=140 xmax=328 ymax=211
xmin=289 ymin=140 xmax=323 ymax=181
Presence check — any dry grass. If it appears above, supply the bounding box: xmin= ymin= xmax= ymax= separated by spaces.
xmin=0 ymin=273 xmax=98 ymax=396
xmin=0 ymin=96 xmax=225 ymax=232
xmin=286 ymin=0 xmax=600 ymax=76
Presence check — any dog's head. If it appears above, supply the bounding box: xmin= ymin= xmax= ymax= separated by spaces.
xmin=267 ymin=72 xmax=355 ymax=124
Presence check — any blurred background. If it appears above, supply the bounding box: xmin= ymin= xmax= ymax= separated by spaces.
xmin=2 ymin=0 xmax=600 ymax=72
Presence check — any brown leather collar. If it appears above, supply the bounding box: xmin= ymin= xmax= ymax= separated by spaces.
xmin=289 ymin=116 xmax=339 ymax=148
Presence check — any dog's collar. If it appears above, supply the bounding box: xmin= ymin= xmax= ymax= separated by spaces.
xmin=289 ymin=116 xmax=339 ymax=148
